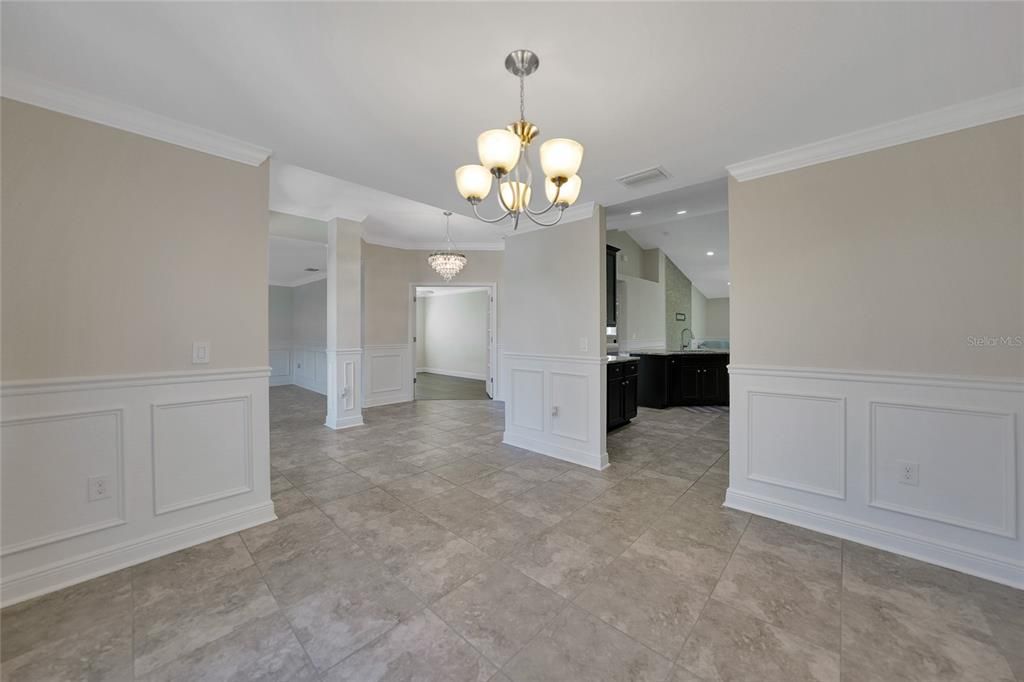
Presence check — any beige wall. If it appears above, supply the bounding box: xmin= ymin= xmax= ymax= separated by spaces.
xmin=2 ymin=99 xmax=270 ymax=380
xmin=268 ymin=286 xmax=293 ymax=349
xmin=363 ymin=243 xmax=503 ymax=347
xmin=690 ymin=286 xmax=708 ymax=340
xmin=729 ymin=117 xmax=1023 ymax=378
xmin=504 ymin=209 xmax=605 ymax=357
xmin=606 ymin=230 xmax=644 ymax=279
xmin=706 ymin=297 xmax=730 ymax=339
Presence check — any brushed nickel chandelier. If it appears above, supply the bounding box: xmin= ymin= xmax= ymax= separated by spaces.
xmin=455 ymin=50 xmax=584 ymax=230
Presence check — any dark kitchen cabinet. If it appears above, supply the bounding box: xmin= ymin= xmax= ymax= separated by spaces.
xmin=607 ymin=359 xmax=638 ymax=430
xmin=606 ymin=245 xmax=619 ymax=328
xmin=638 ymin=353 xmax=729 ymax=408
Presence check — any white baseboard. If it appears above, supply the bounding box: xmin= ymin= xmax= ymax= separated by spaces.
xmin=269 ymin=375 xmax=292 ymax=387
xmin=725 ymin=489 xmax=1023 ymax=589
xmin=1 ymin=502 xmax=276 ymax=607
xmin=418 ymin=368 xmax=487 ymax=381
xmin=325 ymin=414 xmax=364 ymax=430
xmin=503 ymin=431 xmax=606 ymax=471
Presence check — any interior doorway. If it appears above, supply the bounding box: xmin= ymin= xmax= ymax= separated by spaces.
xmin=410 ymin=283 xmax=496 ymax=400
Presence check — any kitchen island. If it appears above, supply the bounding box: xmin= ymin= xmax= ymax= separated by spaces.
xmin=630 ymin=350 xmax=730 ymax=407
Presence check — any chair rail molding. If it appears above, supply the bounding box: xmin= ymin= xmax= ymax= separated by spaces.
xmin=727 ymin=364 xmax=1023 ymax=588
xmin=0 ymin=367 xmax=273 ymax=606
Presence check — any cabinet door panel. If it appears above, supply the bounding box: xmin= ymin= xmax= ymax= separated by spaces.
xmin=607 ymin=378 xmax=624 ymax=428
xmin=623 ymin=376 xmax=638 ymax=419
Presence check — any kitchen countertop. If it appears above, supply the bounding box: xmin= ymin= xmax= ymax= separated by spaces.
xmin=606 ymin=355 xmax=639 ymax=364
xmin=627 ymin=350 xmax=730 ymax=356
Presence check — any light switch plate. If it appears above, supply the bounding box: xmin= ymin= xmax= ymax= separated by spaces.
xmin=192 ymin=341 xmax=210 ymax=364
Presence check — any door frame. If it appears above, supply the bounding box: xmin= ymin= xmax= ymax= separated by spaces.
xmin=408 ymin=282 xmax=499 ymax=400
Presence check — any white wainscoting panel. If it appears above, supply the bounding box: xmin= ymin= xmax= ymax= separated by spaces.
xmin=510 ymin=369 xmax=544 ymax=432
xmin=151 ymin=396 xmax=253 ymax=514
xmin=503 ymin=353 xmax=606 ymax=470
xmin=268 ymin=349 xmax=291 ymax=386
xmin=747 ymin=391 xmax=846 ymax=499
xmin=326 ymin=349 xmax=364 ymax=430
xmin=1 ymin=409 xmax=125 ymax=555
xmin=364 ymin=344 xmax=413 ymax=407
xmin=291 ymin=347 xmax=327 ymax=395
xmin=869 ymin=401 xmax=1016 ymax=538
xmin=727 ymin=365 xmax=1024 ymax=588
xmin=0 ymin=368 xmax=274 ymax=606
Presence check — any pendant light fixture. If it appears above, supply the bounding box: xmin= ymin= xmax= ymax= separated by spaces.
xmin=455 ymin=49 xmax=584 ymax=230
xmin=427 ymin=211 xmax=467 ymax=281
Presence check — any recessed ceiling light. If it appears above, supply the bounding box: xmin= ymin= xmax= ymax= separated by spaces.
xmin=676 ymin=210 xmax=687 ymax=215
xmin=630 ymin=210 xmax=642 ymax=216
xmin=727 ymin=281 xmax=731 ymax=285
xmin=706 ymin=251 xmax=715 ymax=256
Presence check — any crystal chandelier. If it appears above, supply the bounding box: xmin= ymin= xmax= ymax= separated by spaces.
xmin=427 ymin=211 xmax=467 ymax=281
xmin=455 ymin=50 xmax=584 ymax=230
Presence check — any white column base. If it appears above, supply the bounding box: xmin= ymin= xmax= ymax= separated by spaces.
xmin=325 ymin=349 xmax=363 ymax=430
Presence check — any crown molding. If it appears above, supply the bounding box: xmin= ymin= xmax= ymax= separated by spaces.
xmin=727 ymin=87 xmax=1024 ymax=182
xmin=2 ymin=70 xmax=272 ymax=167
xmin=360 ymin=233 xmax=505 ymax=252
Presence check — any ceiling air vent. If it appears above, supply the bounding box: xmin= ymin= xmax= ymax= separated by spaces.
xmin=616 ymin=166 xmax=670 ymax=188
xmin=304 ymin=267 xmax=321 ymax=272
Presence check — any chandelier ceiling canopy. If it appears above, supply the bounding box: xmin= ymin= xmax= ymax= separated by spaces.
xmin=455 ymin=49 xmax=583 ymax=230
xmin=427 ymin=211 xmax=467 ymax=281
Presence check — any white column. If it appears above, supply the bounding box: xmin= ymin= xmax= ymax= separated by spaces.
xmin=325 ymin=218 xmax=364 ymax=429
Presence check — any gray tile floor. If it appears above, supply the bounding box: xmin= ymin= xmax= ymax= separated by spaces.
xmin=414 ymin=372 xmax=490 ymax=400
xmin=2 ymin=385 xmax=1021 ymax=681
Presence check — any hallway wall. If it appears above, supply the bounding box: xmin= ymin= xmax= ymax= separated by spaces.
xmin=419 ymin=290 xmax=489 ymax=381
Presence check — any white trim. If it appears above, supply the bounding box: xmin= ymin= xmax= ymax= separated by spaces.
xmin=2 ymin=70 xmax=271 ymax=167
xmin=150 ymin=395 xmax=255 ymax=515
xmin=268 ymin=273 xmax=327 ymax=288
xmin=0 ymin=502 xmax=276 ymax=607
xmin=1 ymin=367 xmax=272 ymax=396
xmin=0 ymin=408 xmax=127 ymax=556
xmin=504 ymin=202 xmax=596 ymax=237
xmin=729 ymin=364 xmax=1023 ymax=393
xmin=503 ymin=432 xmax=605 ymax=471
xmin=417 ymin=368 xmax=487 ymax=382
xmin=867 ymin=401 xmax=1017 ymax=539
xmin=727 ymin=87 xmax=1024 ymax=181
xmin=503 ymin=352 xmax=605 ymax=365
xmin=325 ymin=414 xmax=365 ymax=430
xmin=725 ymin=489 xmax=1023 ymax=589
xmin=746 ymin=391 xmax=847 ymax=500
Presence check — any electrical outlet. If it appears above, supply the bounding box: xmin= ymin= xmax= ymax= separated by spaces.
xmin=897 ymin=461 xmax=919 ymax=486
xmin=88 ymin=475 xmax=112 ymax=501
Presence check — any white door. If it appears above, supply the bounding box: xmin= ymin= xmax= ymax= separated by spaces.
xmin=486 ymin=292 xmax=494 ymax=399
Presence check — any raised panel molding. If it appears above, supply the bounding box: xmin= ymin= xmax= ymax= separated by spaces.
xmin=747 ymin=391 xmax=846 ymax=499
xmin=151 ymin=395 xmax=254 ymax=515
xmin=1 ymin=409 xmax=126 ymax=556
xmin=510 ymin=369 xmax=545 ymax=432
xmin=363 ymin=344 xmax=413 ymax=407
xmin=550 ymin=372 xmax=589 ymax=442
xmin=729 ymin=365 xmax=1023 ymax=589
xmin=869 ymin=401 xmax=1017 ymax=538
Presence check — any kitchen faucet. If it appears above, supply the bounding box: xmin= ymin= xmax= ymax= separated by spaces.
xmin=680 ymin=327 xmax=692 ymax=350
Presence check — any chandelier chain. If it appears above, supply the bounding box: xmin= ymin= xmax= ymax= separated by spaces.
xmin=519 ymin=72 xmax=525 ymax=121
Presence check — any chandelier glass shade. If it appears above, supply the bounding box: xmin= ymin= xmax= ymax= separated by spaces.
xmin=427 ymin=211 xmax=467 ymax=282
xmin=455 ymin=50 xmax=583 ymax=230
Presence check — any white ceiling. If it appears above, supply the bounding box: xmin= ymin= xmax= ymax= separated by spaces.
xmin=268 ymin=234 xmax=327 ymax=288
xmin=271 ymin=162 xmax=505 ymax=250
xmin=3 ymin=2 xmax=1019 ymax=220
xmin=609 ymin=178 xmax=730 ymax=298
